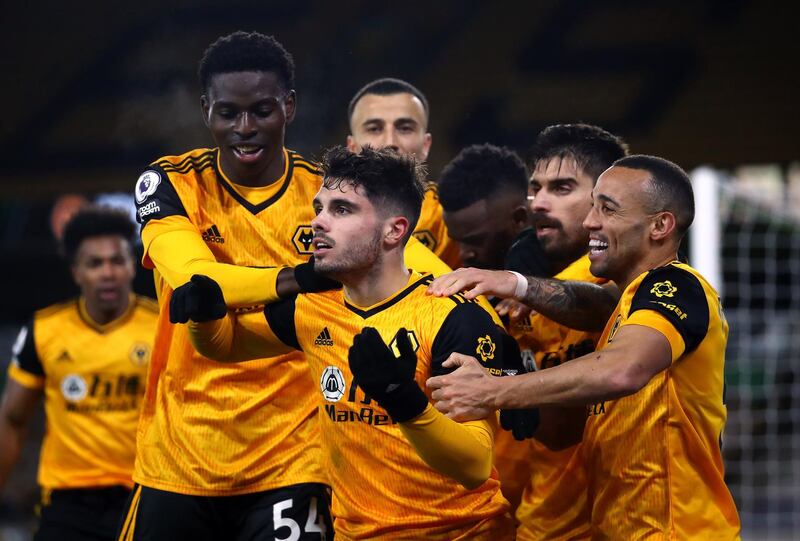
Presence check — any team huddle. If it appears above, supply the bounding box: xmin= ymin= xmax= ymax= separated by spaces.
xmin=1 ymin=31 xmax=741 ymax=540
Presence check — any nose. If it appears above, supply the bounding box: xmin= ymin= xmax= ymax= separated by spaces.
xmin=98 ymin=260 xmax=117 ymax=281
xmin=311 ymin=212 xmax=328 ymax=232
xmin=234 ymin=112 xmax=256 ymax=138
xmin=530 ymin=191 xmax=550 ymax=214
xmin=582 ymin=205 xmax=600 ymax=231
xmin=381 ymin=128 xmax=400 ymax=151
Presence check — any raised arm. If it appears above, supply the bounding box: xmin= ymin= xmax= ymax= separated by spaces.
xmin=427 ymin=267 xmax=619 ymax=332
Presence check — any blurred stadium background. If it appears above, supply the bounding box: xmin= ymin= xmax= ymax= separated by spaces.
xmin=0 ymin=1 xmax=797 ymax=539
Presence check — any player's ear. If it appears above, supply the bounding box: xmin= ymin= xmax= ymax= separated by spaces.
xmin=384 ymin=216 xmax=410 ymax=248
xmin=650 ymin=211 xmax=676 ymax=241
xmin=200 ymin=95 xmax=211 ymax=128
xmin=419 ymin=132 xmax=432 ymax=162
xmin=346 ymin=135 xmax=359 ymax=153
xmin=511 ymin=204 xmax=529 ymax=230
xmin=284 ymin=90 xmax=297 ymax=124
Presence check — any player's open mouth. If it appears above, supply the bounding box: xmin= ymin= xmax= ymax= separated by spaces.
xmin=313 ymin=237 xmax=334 ymax=255
xmin=97 ymin=288 xmax=121 ymax=302
xmin=588 ymin=238 xmax=609 ymax=256
xmin=231 ymin=145 xmax=264 ymax=163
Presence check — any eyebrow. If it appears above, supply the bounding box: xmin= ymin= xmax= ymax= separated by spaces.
xmin=362 ymin=117 xmax=419 ymax=126
xmin=532 ymin=176 xmax=578 ymax=185
xmin=316 ymin=196 xmax=361 ymax=211
xmin=596 ymin=193 xmax=620 ymax=207
xmin=213 ymin=97 xmax=280 ymax=108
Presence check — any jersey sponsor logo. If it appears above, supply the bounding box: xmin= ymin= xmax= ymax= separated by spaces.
xmin=135 ymin=170 xmax=161 ymax=204
xmin=201 ymin=224 xmax=225 ymax=244
xmin=314 ymin=327 xmax=334 ymax=346
xmin=129 ymin=342 xmax=151 ymax=366
xmin=138 ymin=200 xmax=161 ymax=218
xmin=649 ymin=300 xmax=688 ymax=320
xmin=412 ymin=230 xmax=437 ymax=251
xmin=476 ymin=335 xmax=496 ymax=362
xmin=389 ymin=330 xmax=419 ymax=357
xmin=324 ymin=374 xmax=395 ymax=426
xmin=324 ymin=404 xmax=393 ymax=426
xmin=321 ymin=366 xmax=346 ymax=402
xmin=650 ymin=280 xmax=677 ymax=298
xmin=293 ymin=225 xmax=314 ymax=254
xmin=65 ymin=372 xmax=144 ymax=413
xmin=61 ymin=374 xmax=88 ymax=402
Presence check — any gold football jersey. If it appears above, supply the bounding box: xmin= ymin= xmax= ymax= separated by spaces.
xmin=583 ymin=261 xmax=740 ymax=539
xmin=493 ymin=255 xmax=602 ymax=539
xmin=414 ymin=183 xmax=460 ymax=268
xmin=262 ymin=273 xmax=513 ymax=540
xmin=7 ymin=296 xmax=156 ymax=490
xmin=132 ymin=148 xmax=324 ymax=495
xmin=513 ymin=255 xmax=602 ymax=540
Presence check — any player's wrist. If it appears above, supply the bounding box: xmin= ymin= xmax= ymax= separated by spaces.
xmin=505 ymin=271 xmax=528 ymax=301
xmin=487 ymin=374 xmax=511 ymax=410
xmin=377 ymin=381 xmax=428 ymax=423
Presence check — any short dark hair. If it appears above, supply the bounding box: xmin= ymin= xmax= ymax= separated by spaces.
xmin=348 ymin=78 xmax=430 ymax=123
xmin=613 ymin=154 xmax=695 ymax=237
xmin=198 ymin=31 xmax=295 ymax=93
xmin=61 ymin=205 xmax=136 ymax=263
xmin=438 ymin=144 xmax=528 ymax=212
xmin=528 ymin=123 xmax=629 ymax=182
xmin=320 ymin=146 xmax=425 ymax=241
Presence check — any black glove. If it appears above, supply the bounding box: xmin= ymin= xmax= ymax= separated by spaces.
xmin=348 ymin=327 xmax=428 ymax=423
xmin=294 ymin=256 xmax=341 ymax=293
xmin=498 ymin=333 xmax=540 ymax=440
xmin=169 ymin=275 xmax=227 ymax=324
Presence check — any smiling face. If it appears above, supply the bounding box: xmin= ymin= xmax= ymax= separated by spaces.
xmin=202 ymin=70 xmax=295 ymax=185
xmin=529 ymin=155 xmax=595 ymax=268
xmin=582 ymin=166 xmax=656 ymax=283
xmin=347 ymin=93 xmax=432 ymax=160
xmin=72 ymin=235 xmax=135 ymax=316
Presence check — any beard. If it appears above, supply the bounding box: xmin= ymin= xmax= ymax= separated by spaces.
xmin=314 ymin=229 xmax=383 ymax=279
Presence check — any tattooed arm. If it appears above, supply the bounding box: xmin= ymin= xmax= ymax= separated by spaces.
xmin=427 ymin=267 xmax=619 ymax=332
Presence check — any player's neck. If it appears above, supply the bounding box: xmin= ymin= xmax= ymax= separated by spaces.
xmin=616 ymin=250 xmax=679 ymax=291
xmin=343 ymin=254 xmax=410 ymax=308
xmin=548 ymin=243 xmax=589 ymax=277
xmin=220 ymin=146 xmax=286 ymax=188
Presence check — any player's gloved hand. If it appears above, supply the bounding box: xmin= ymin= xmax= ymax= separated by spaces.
xmin=294 ymin=256 xmax=341 ymax=293
xmin=169 ymin=275 xmax=227 ymax=324
xmin=348 ymin=327 xmax=428 ymax=423
xmin=498 ymin=333 xmax=540 ymax=440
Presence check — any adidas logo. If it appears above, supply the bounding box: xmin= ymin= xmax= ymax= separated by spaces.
xmin=314 ymin=327 xmax=334 ymax=346
xmin=202 ymin=224 xmax=225 ymax=243
xmin=57 ymin=351 xmax=73 ymax=362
